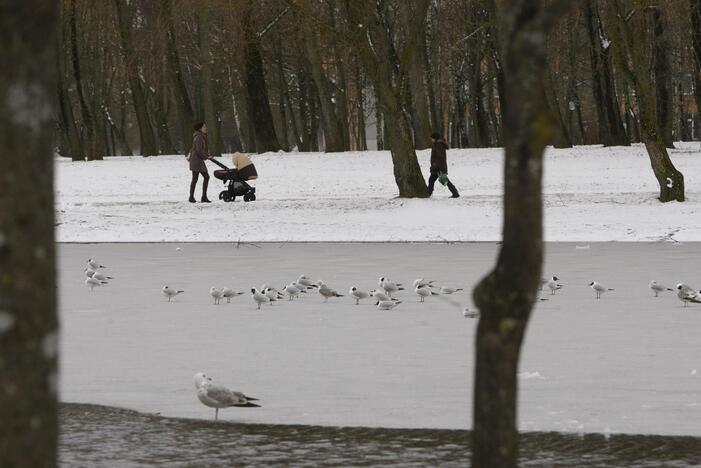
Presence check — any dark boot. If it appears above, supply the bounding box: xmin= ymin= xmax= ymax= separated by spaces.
xmin=447 ymin=181 xmax=460 ymax=198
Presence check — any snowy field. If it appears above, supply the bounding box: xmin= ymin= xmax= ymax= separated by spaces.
xmin=56 ymin=143 xmax=701 ymax=242
xmin=59 ymin=242 xmax=701 ymax=436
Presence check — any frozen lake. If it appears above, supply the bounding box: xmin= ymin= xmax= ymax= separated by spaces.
xmin=58 ymin=242 xmax=701 ymax=436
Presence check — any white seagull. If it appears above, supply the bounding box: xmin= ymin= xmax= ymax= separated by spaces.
xmin=547 ymin=276 xmax=563 ymax=295
xmin=413 ymin=278 xmax=436 ymax=289
xmin=370 ymin=289 xmax=392 ymax=302
xmin=676 ymin=283 xmax=701 ymax=307
xmin=84 ymin=268 xmax=113 ymax=281
xmin=251 ymin=288 xmax=270 ymax=309
xmin=194 ymin=372 xmax=260 ymax=420
xmin=318 ymin=281 xmax=343 ymax=302
xmin=379 ymin=277 xmax=403 ymax=297
xmin=162 ymin=285 xmax=184 ymax=301
xmin=296 ymin=275 xmax=319 ymax=289
xmin=415 ymin=285 xmax=438 ymax=302
xmin=649 ymin=280 xmax=673 ymax=297
xmin=210 ymin=287 xmax=224 ymax=305
xmin=349 ymin=287 xmax=369 ymax=305
xmin=283 ymin=283 xmax=304 ymax=300
xmin=377 ymin=300 xmax=401 ymax=310
xmin=440 ymin=286 xmax=463 ymax=295
xmin=85 ymin=277 xmax=107 ymax=291
xmin=264 ymin=287 xmax=283 ymax=303
xmin=222 ymin=287 xmax=244 ymax=303
xmin=589 ymin=281 xmax=614 ymax=299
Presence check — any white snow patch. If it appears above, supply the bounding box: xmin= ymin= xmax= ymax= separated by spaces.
xmin=518 ymin=371 xmax=545 ymax=380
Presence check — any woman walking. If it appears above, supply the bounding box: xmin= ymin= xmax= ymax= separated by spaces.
xmin=189 ymin=122 xmax=211 ymax=203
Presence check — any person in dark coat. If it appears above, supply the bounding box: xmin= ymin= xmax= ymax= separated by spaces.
xmin=189 ymin=122 xmax=211 ymax=203
xmin=428 ymin=132 xmax=459 ymax=198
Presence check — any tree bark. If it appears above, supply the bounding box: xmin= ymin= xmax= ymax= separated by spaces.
xmin=692 ymin=0 xmax=701 ymax=144
xmin=472 ymin=2 xmax=570 ymax=466
xmin=608 ymin=0 xmax=684 ymax=202
xmin=0 ymin=2 xmax=59 ymax=466
xmin=197 ymin=7 xmax=222 ymax=156
xmin=649 ymin=7 xmax=674 ymax=148
xmin=113 ymin=0 xmax=158 ymax=157
xmin=56 ymin=9 xmax=84 ymax=161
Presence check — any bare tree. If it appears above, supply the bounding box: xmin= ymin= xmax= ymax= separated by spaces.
xmin=0 ymin=2 xmax=59 ymax=467
xmin=471 ymin=1 xmax=570 ymax=466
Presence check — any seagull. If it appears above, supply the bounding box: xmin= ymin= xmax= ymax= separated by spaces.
xmin=349 ymin=287 xmax=369 ymax=305
xmin=379 ymin=277 xmax=403 ymax=297
xmin=649 ymin=280 xmax=673 ymax=297
xmin=194 ymin=372 xmax=260 ymax=420
xmin=415 ymin=285 xmax=438 ymax=302
xmin=222 ymin=287 xmax=244 ymax=303
xmin=84 ymin=268 xmax=113 ymax=280
xmin=264 ymin=287 xmax=283 ymax=303
xmin=251 ymin=288 xmax=269 ymax=309
xmin=440 ymin=286 xmax=463 ymax=295
xmin=85 ymin=277 xmax=107 ymax=291
xmin=296 ymin=275 xmax=319 ymax=289
xmin=370 ymin=289 xmax=393 ymax=302
xmin=547 ymin=276 xmax=563 ymax=295
xmin=676 ymin=283 xmax=701 ymax=306
xmin=87 ymin=258 xmax=105 ymax=270
xmin=377 ymin=300 xmax=401 ymax=310
xmin=162 ymin=285 xmax=184 ymax=301
xmin=413 ymin=278 xmax=436 ymax=289
xmin=210 ymin=287 xmax=224 ymax=305
xmin=463 ymin=308 xmax=479 ymax=318
xmin=318 ymin=281 xmax=343 ymax=302
xmin=283 ymin=283 xmax=304 ymax=300
xmin=589 ymin=281 xmax=614 ymax=299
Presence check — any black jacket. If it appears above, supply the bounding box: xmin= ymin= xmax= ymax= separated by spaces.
xmin=430 ymin=140 xmax=448 ymax=174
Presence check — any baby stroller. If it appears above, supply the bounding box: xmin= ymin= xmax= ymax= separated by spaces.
xmin=211 ymin=153 xmax=257 ymax=202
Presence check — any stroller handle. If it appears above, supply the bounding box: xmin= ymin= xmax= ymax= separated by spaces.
xmin=207 ymin=157 xmax=229 ymax=170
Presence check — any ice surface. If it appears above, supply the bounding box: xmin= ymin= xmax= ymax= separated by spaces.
xmin=58 ymin=242 xmax=701 ymax=435
xmin=55 ymin=143 xmax=701 ymax=242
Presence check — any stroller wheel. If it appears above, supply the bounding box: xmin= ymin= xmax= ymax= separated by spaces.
xmin=248 ymin=193 xmax=256 ymax=201
xmin=218 ymin=190 xmax=227 ymax=201
xmin=223 ymin=192 xmax=233 ymax=202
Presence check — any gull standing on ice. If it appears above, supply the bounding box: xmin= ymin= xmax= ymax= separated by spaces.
xmin=415 ymin=285 xmax=438 ymax=302
xmin=676 ymin=283 xmax=701 ymax=306
xmin=296 ymin=275 xmax=319 ymax=289
xmin=194 ymin=372 xmax=260 ymax=420
xmin=440 ymin=286 xmax=463 ymax=295
xmin=370 ymin=289 xmax=393 ymax=302
xmin=85 ymin=277 xmax=107 ymax=291
xmin=284 ymin=283 xmax=304 ymax=300
xmin=349 ymin=287 xmax=369 ymax=305
xmin=264 ymin=287 xmax=283 ymax=303
xmin=87 ymin=258 xmax=106 ymax=270
xmin=546 ymin=276 xmax=563 ymax=295
xmin=413 ymin=278 xmax=436 ymax=289
xmin=162 ymin=285 xmax=184 ymax=301
xmin=222 ymin=287 xmax=244 ymax=303
xmin=379 ymin=277 xmax=403 ymax=297
xmin=589 ymin=281 xmax=614 ymax=299
xmin=251 ymin=288 xmax=270 ymax=309
xmin=85 ymin=268 xmax=113 ymax=281
xmin=649 ymin=280 xmax=673 ymax=297
xmin=318 ymin=281 xmax=343 ymax=302
xmin=377 ymin=300 xmax=401 ymax=310
xmin=210 ymin=287 xmax=224 ymax=305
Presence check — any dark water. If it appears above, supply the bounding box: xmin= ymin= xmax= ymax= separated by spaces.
xmin=60 ymin=404 xmax=701 ymax=467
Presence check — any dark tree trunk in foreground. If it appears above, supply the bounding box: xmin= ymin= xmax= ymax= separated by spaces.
xmin=198 ymin=7 xmax=222 ymax=156
xmin=0 ymin=2 xmax=59 ymax=467
xmin=343 ymin=0 xmax=429 ymax=198
xmin=609 ymin=0 xmax=684 ymax=202
xmin=691 ymin=0 xmax=701 ymax=143
xmin=114 ymin=0 xmax=158 ymax=157
xmin=472 ymin=2 xmax=570 ymax=466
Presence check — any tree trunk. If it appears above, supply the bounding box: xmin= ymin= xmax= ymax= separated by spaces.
xmin=472 ymin=2 xmax=570 ymax=466
xmin=608 ymin=0 xmax=684 ymax=202
xmin=197 ymin=8 xmax=222 ymax=156
xmin=114 ymin=0 xmax=158 ymax=157
xmin=242 ymin=9 xmax=280 ymax=153
xmin=342 ymin=0 xmax=429 ymax=197
xmin=650 ymin=7 xmax=674 ymax=148
xmin=692 ymin=0 xmax=701 ymax=144
xmin=0 ymin=3 xmax=59 ymax=467
xmin=164 ymin=0 xmax=194 ymax=153
xmin=677 ymin=83 xmax=691 ymax=141
xmin=57 ymin=12 xmax=83 ymax=161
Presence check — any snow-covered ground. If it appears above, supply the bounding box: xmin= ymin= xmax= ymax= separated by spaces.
xmin=55 ymin=143 xmax=701 ymax=242
xmin=59 ymin=242 xmax=701 ymax=436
